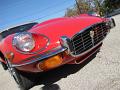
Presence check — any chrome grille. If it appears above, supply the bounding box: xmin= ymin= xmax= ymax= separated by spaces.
xmin=71 ymin=23 xmax=108 ymax=55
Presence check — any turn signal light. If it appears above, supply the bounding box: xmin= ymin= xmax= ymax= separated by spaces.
xmin=37 ymin=55 xmax=63 ymax=71
xmin=5 ymin=52 xmax=14 ymax=61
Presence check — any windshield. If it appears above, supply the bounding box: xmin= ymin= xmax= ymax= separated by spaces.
xmin=1 ymin=22 xmax=38 ymax=38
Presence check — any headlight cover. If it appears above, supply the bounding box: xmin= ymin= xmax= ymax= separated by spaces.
xmin=13 ymin=32 xmax=35 ymax=52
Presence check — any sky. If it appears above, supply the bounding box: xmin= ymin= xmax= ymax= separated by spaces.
xmin=0 ymin=0 xmax=75 ymax=31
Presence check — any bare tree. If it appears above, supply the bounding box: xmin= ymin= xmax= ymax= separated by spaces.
xmin=65 ymin=0 xmax=90 ymax=17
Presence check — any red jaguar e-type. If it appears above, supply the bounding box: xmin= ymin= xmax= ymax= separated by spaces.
xmin=0 ymin=14 xmax=115 ymax=90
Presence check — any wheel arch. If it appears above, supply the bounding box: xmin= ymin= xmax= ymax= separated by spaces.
xmin=0 ymin=51 xmax=6 ymax=63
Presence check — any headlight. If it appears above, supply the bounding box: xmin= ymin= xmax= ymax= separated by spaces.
xmin=13 ymin=32 xmax=35 ymax=52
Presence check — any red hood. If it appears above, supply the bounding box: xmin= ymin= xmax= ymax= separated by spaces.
xmin=30 ymin=16 xmax=103 ymax=39
xmin=29 ymin=16 xmax=103 ymax=49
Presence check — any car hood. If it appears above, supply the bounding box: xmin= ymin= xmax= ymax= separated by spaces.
xmin=29 ymin=16 xmax=103 ymax=43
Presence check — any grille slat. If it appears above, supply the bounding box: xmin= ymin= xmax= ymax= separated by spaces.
xmin=80 ymin=34 xmax=86 ymax=50
xmin=83 ymin=38 xmax=92 ymax=44
xmin=82 ymin=36 xmax=91 ymax=42
xmin=73 ymin=43 xmax=83 ymax=50
xmin=72 ymin=41 xmax=82 ymax=46
xmin=75 ymin=39 xmax=92 ymax=50
xmin=72 ymin=36 xmax=82 ymax=43
xmin=71 ymin=23 xmax=108 ymax=55
xmin=82 ymin=33 xmax=90 ymax=39
xmin=75 ymin=43 xmax=93 ymax=54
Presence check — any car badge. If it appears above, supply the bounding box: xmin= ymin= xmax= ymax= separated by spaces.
xmin=90 ymin=30 xmax=94 ymax=38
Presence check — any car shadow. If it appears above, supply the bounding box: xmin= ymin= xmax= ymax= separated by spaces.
xmin=41 ymin=84 xmax=61 ymax=90
xmin=32 ymin=52 xmax=99 ymax=90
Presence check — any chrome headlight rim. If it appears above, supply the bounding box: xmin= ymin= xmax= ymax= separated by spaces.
xmin=12 ymin=32 xmax=50 ymax=54
xmin=13 ymin=32 xmax=35 ymax=53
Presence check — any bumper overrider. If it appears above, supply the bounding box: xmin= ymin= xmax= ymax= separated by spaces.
xmin=14 ymin=18 xmax=115 ymax=72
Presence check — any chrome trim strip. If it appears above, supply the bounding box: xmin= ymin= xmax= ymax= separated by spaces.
xmin=12 ymin=46 xmax=67 ymax=67
xmin=12 ymin=33 xmax=50 ymax=54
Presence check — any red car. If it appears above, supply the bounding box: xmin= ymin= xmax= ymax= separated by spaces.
xmin=0 ymin=14 xmax=115 ymax=90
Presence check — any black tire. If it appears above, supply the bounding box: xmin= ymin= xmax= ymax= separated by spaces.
xmin=11 ymin=68 xmax=37 ymax=90
xmin=3 ymin=56 xmax=40 ymax=90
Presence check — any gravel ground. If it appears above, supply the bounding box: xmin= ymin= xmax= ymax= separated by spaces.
xmin=0 ymin=15 xmax=120 ymax=90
